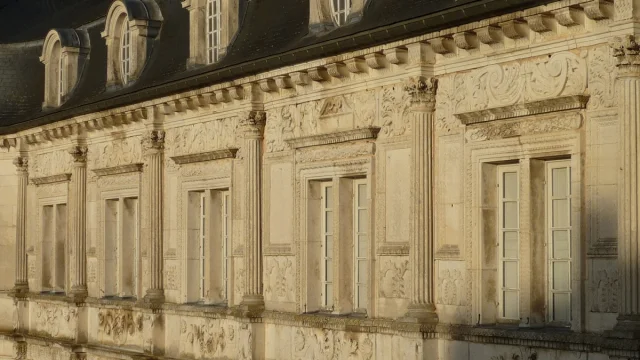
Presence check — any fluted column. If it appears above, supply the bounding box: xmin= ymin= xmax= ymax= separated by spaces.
xmin=143 ymin=130 xmax=165 ymax=304
xmin=240 ymin=110 xmax=266 ymax=313
xmin=403 ymin=77 xmax=438 ymax=323
xmin=611 ymin=35 xmax=640 ymax=335
xmin=69 ymin=146 xmax=88 ymax=302
xmin=12 ymin=157 xmax=29 ymax=296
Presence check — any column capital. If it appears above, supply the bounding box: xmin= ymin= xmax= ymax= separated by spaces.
xmin=69 ymin=146 xmax=88 ymax=164
xmin=610 ymin=35 xmax=640 ymax=77
xmin=240 ymin=110 xmax=266 ymax=135
xmin=142 ymin=129 xmax=166 ymax=154
xmin=404 ymin=76 xmax=438 ymax=112
xmin=13 ymin=157 xmax=28 ymax=173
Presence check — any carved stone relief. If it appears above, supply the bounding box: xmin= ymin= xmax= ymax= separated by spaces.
xmin=165 ymin=263 xmax=178 ymax=290
xmin=90 ymin=137 xmax=142 ymax=169
xmin=438 ymin=268 xmax=464 ymax=306
xmin=97 ymin=308 xmax=143 ymax=346
xmin=179 ymin=318 xmax=251 ymax=359
xmin=165 ymin=117 xmax=240 ymax=157
xmin=30 ymin=150 xmax=72 ymax=178
xmin=379 ymin=259 xmax=410 ymax=299
xmin=588 ymin=45 xmax=617 ymax=110
xmin=32 ymin=303 xmax=77 ymax=338
xmin=465 ymin=112 xmax=583 ymax=142
xmin=265 ymin=256 xmax=295 ymax=302
xmin=590 ymin=261 xmax=619 ymax=313
xmin=379 ymin=84 xmax=411 ymax=137
xmin=293 ymin=328 xmax=374 ymax=360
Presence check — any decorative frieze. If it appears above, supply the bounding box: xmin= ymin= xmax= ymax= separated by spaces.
xmin=92 ymin=163 xmax=144 ymax=176
xmin=170 ymin=148 xmax=238 ymax=165
xmin=31 ymin=173 xmax=71 ymax=185
xmin=285 ymin=127 xmax=380 ymax=149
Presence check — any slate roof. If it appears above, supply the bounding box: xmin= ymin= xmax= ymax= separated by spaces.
xmin=0 ymin=0 xmax=553 ymax=135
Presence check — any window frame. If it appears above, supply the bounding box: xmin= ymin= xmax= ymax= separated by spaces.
xmin=320 ymin=181 xmax=334 ymax=310
xmin=330 ymin=0 xmax=352 ymax=26
xmin=120 ymin=18 xmax=131 ymax=85
xmin=353 ymin=178 xmax=369 ymax=312
xmin=103 ymin=196 xmax=139 ymax=299
xmin=206 ymin=0 xmax=222 ymax=64
xmin=40 ymin=199 xmax=68 ymax=294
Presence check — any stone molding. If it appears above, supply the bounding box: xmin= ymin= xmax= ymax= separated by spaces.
xmin=285 ymin=127 xmax=380 ymax=149
xmin=170 ymin=148 xmax=238 ymax=165
xmin=376 ymin=244 xmax=410 ymax=256
xmin=92 ymin=163 xmax=144 ymax=177
xmin=31 ymin=173 xmax=72 ymax=185
xmin=587 ymin=238 xmax=618 ymax=258
xmin=611 ymin=35 xmax=640 ymax=77
xmin=455 ymin=95 xmax=589 ymax=124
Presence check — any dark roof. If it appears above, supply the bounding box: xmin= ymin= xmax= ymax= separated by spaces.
xmin=0 ymin=0 xmax=554 ymax=135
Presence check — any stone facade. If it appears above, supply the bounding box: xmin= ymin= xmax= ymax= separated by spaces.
xmin=2 ymin=0 xmax=640 ymax=359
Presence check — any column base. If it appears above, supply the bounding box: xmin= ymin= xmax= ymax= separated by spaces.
xmin=401 ymin=303 xmax=439 ymax=324
xmin=144 ymin=289 xmax=165 ymax=306
xmin=69 ymin=286 xmax=88 ymax=304
xmin=239 ymin=294 xmax=265 ymax=317
xmin=10 ymin=283 xmax=29 ymax=299
xmin=607 ymin=315 xmax=640 ymax=339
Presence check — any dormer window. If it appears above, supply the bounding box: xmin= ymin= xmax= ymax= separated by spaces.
xmin=310 ymin=0 xmax=365 ymax=34
xmin=206 ymin=0 xmax=222 ymax=64
xmin=40 ymin=29 xmax=90 ymax=108
xmin=182 ymin=0 xmax=239 ymax=68
xmin=102 ymin=0 xmax=161 ymax=87
xmin=331 ymin=0 xmax=351 ymax=26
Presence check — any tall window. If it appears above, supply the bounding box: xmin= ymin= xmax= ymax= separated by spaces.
xmin=42 ymin=203 xmax=67 ymax=293
xmin=498 ymin=165 xmax=519 ymax=320
xmin=331 ymin=0 xmax=351 ymax=26
xmin=187 ymin=189 xmax=231 ymax=304
xmin=120 ymin=19 xmax=131 ymax=84
xmin=104 ymin=197 xmax=139 ymax=298
xmin=206 ymin=0 xmax=222 ymax=64
xmin=547 ymin=161 xmax=572 ymax=323
xmin=321 ymin=182 xmax=334 ymax=309
xmin=353 ymin=180 xmax=368 ymax=310
xmin=57 ymin=55 xmax=64 ymax=106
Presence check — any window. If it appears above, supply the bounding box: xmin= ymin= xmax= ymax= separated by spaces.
xmin=182 ymin=0 xmax=239 ymax=67
xmin=331 ymin=0 xmax=351 ymax=26
xmin=353 ymin=179 xmax=369 ymax=311
xmin=40 ymin=29 xmax=89 ymax=108
xmin=104 ymin=197 xmax=139 ymax=298
xmin=547 ymin=160 xmax=572 ymax=324
xmin=120 ymin=19 xmax=131 ymax=85
xmin=497 ymin=165 xmax=520 ymax=320
xmin=206 ymin=0 xmax=222 ymax=64
xmin=307 ymin=176 xmax=370 ymax=315
xmin=186 ymin=189 xmax=231 ymax=304
xmin=42 ymin=203 xmax=67 ymax=293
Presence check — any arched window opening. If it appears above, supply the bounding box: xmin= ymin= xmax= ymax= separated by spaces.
xmin=120 ymin=19 xmax=131 ymax=84
xmin=206 ymin=0 xmax=222 ymax=64
xmin=331 ymin=0 xmax=351 ymax=26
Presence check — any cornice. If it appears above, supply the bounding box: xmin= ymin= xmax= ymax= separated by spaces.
xmin=31 ymin=173 xmax=71 ymax=185
xmin=92 ymin=163 xmax=144 ymax=177
xmin=170 ymin=148 xmax=238 ymax=165
xmin=455 ymin=95 xmax=590 ymax=125
xmin=285 ymin=127 xmax=380 ymax=149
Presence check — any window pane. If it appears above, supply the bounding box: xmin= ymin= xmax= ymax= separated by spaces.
xmin=357 ymin=286 xmax=368 ymax=308
xmin=325 ymin=235 xmax=333 ymax=257
xmin=552 ymin=167 xmax=569 ymax=197
xmin=325 ymin=211 xmax=333 ymax=233
xmin=503 ymin=202 xmax=518 ymax=228
xmin=358 ymin=183 xmax=367 ymax=206
xmin=503 ymin=261 xmax=518 ymax=289
xmin=325 ymin=283 xmax=333 ymax=307
xmin=325 ymin=259 xmax=332 ymax=280
xmin=553 ymin=199 xmax=569 ymax=227
xmin=552 ymin=230 xmax=570 ymax=259
xmin=503 ymin=172 xmax=518 ymax=199
xmin=357 ymin=209 xmax=368 ymax=232
xmin=553 ymin=261 xmax=570 ymax=291
xmin=553 ymin=293 xmax=571 ymax=322
xmin=503 ymin=291 xmax=518 ymax=319
xmin=358 ymin=235 xmax=368 ymax=257
xmin=325 ymin=186 xmax=333 ymax=208
xmin=357 ymin=260 xmax=368 ymax=283
xmin=503 ymin=231 xmax=518 ymax=259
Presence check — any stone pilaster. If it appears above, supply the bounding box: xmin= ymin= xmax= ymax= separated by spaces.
xmin=143 ymin=130 xmax=165 ymax=304
xmin=69 ymin=146 xmax=88 ymax=302
xmin=240 ymin=110 xmax=266 ymax=314
xmin=11 ymin=157 xmax=28 ymax=296
xmin=611 ymin=35 xmax=640 ymax=336
xmin=403 ymin=77 xmax=439 ymax=323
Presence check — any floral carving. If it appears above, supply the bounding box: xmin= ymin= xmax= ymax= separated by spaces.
xmin=165 ymin=264 xmax=178 ymax=290
xmin=265 ymin=257 xmax=294 ymax=301
xmin=91 ymin=137 xmax=142 ymax=169
xmin=465 ymin=113 xmax=582 ymax=142
xmin=588 ymin=46 xmax=617 ymax=109
xmin=166 ymin=117 xmax=239 ymax=156
xmin=180 ymin=319 xmax=236 ymax=357
xmin=68 ymin=145 xmax=88 ymax=163
xmin=379 ymin=259 xmax=409 ymax=298
xmin=380 ymin=84 xmax=411 ymax=137
xmin=98 ymin=309 xmax=143 ymax=345
xmin=590 ymin=268 xmax=619 ymax=313
xmin=142 ymin=130 xmax=166 ymax=154
xmin=455 ymin=51 xmax=587 ymax=115
xmin=438 ymin=268 xmax=464 ymax=306
xmin=31 ymin=150 xmax=72 ymax=178
xmin=404 ymin=76 xmax=437 ymax=111
xmin=293 ymin=329 xmax=373 ymax=360
xmin=265 ymin=105 xmax=297 ymax=153
xmin=34 ymin=303 xmax=77 ymax=337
